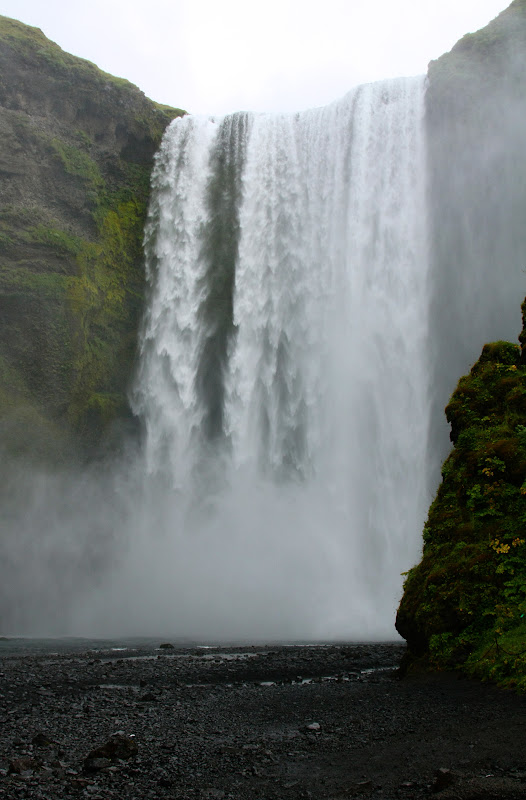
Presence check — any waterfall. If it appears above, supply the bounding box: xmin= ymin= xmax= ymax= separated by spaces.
xmin=128 ymin=76 xmax=430 ymax=641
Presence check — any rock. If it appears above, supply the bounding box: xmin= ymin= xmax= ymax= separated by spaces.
xmin=83 ymin=757 xmax=112 ymax=773
xmin=159 ymin=643 xmax=175 ymax=649
xmin=85 ymin=733 xmax=138 ymax=763
xmin=304 ymin=722 xmax=321 ymax=732
xmin=31 ymin=731 xmax=55 ymax=747
xmin=356 ymin=779 xmax=373 ymax=790
xmin=8 ymin=756 xmax=40 ymax=774
xmin=139 ymin=692 xmax=157 ymax=702
xmin=432 ymin=768 xmax=455 ymax=792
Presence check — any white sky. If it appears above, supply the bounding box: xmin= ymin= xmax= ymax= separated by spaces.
xmin=0 ymin=0 xmax=511 ymax=115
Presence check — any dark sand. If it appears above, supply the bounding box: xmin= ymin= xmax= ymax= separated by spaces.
xmin=1 ymin=641 xmax=525 ymax=799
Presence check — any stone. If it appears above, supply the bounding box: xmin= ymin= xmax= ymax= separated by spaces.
xmin=85 ymin=733 xmax=138 ymax=763
xmin=8 ymin=757 xmax=40 ymax=774
xmin=356 ymin=779 xmax=373 ymax=790
xmin=139 ymin=692 xmax=157 ymax=702
xmin=83 ymin=757 xmax=112 ymax=772
xmin=432 ymin=768 xmax=455 ymax=793
xmin=31 ymin=732 xmax=55 ymax=747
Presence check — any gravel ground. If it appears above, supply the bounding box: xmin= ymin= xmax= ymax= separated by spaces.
xmin=0 ymin=640 xmax=525 ymax=799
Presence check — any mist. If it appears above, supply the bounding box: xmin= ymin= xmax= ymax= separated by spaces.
xmin=0 ymin=449 xmax=410 ymax=641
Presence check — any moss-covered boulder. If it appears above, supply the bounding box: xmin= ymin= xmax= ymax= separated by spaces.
xmin=397 ymin=307 xmax=526 ymax=692
xmin=0 ymin=15 xmax=184 ymax=460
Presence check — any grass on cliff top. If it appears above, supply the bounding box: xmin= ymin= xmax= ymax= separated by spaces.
xmin=0 ymin=16 xmax=132 ymax=88
xmin=0 ymin=15 xmax=186 ymax=121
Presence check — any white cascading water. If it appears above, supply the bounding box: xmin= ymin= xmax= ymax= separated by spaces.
xmin=123 ymin=76 xmax=431 ymax=641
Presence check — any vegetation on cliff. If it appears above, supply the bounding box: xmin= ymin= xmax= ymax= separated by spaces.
xmin=0 ymin=15 xmax=185 ymax=459
xmin=397 ymin=305 xmax=526 ymax=692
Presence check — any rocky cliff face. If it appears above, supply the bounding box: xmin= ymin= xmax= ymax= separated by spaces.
xmin=0 ymin=16 xmax=184 ymax=461
xmin=425 ymin=0 xmax=526 ymax=467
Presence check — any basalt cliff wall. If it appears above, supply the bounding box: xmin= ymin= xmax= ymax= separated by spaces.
xmin=0 ymin=15 xmax=184 ymax=462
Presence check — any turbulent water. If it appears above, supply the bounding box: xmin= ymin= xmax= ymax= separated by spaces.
xmin=119 ymin=76 xmax=431 ymax=640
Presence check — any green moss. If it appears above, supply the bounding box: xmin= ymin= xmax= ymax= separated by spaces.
xmin=0 ymin=264 xmax=70 ymax=296
xmin=397 ymin=307 xmax=526 ymax=691
xmin=0 ymin=232 xmax=13 ymax=249
xmin=464 ymin=621 xmax=526 ymax=692
xmin=0 ymin=313 xmax=73 ymax=464
xmin=65 ymin=193 xmax=146 ymax=442
xmin=0 ymin=381 xmax=72 ymax=464
xmin=74 ymin=129 xmax=93 ymax=148
xmin=29 ymin=225 xmax=85 ymax=256
xmin=0 ymin=205 xmax=45 ymax=228
xmin=48 ymin=138 xmax=102 ymax=188
xmin=0 ymin=147 xmax=152 ymax=448
xmin=152 ymin=101 xmax=187 ymax=129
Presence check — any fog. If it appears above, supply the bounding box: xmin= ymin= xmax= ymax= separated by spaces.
xmin=0 ymin=452 xmax=409 ymax=641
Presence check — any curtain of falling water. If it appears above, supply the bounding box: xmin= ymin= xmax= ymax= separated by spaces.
xmin=128 ymin=77 xmax=431 ymax=640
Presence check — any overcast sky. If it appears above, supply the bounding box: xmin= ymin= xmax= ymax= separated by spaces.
xmin=0 ymin=0 xmax=511 ymax=115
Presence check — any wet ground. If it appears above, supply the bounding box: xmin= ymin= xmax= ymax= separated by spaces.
xmin=0 ymin=640 xmax=525 ymax=799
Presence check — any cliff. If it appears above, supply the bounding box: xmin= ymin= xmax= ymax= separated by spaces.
xmin=0 ymin=16 xmax=184 ymax=461
xmin=425 ymin=0 xmax=526 ymax=463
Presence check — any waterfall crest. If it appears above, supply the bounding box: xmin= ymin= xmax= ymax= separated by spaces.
xmin=129 ymin=76 xmax=431 ymax=640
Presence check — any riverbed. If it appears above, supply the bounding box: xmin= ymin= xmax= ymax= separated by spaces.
xmin=0 ymin=640 xmax=524 ymax=798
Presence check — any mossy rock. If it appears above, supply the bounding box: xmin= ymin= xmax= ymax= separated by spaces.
xmin=397 ymin=304 xmax=526 ymax=692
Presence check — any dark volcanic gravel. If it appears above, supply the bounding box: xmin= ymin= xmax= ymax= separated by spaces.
xmin=0 ymin=640 xmax=525 ymax=799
